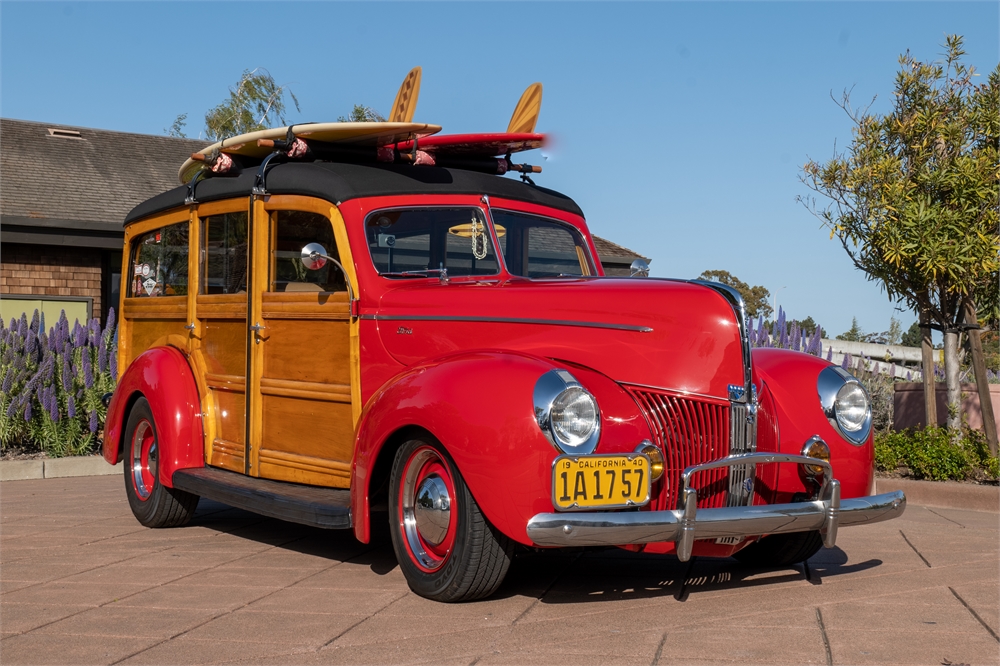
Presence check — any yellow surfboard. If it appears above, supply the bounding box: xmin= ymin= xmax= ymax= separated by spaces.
xmin=506 ymin=83 xmax=543 ymax=134
xmin=177 ymin=121 xmax=442 ymax=184
xmin=389 ymin=67 xmax=422 ymax=123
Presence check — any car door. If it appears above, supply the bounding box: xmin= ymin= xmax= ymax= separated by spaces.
xmin=245 ymin=196 xmax=359 ymax=487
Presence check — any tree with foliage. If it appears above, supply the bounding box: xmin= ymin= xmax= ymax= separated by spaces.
xmin=697 ymin=270 xmax=773 ymax=320
xmin=837 ymin=317 xmax=864 ymax=342
xmin=793 ymin=316 xmax=822 ymax=338
xmin=338 ymin=105 xmax=385 ymax=123
xmin=203 ymin=68 xmax=300 ymax=141
xmin=901 ymin=321 xmax=922 ymax=348
xmin=799 ymin=35 xmax=999 ymax=437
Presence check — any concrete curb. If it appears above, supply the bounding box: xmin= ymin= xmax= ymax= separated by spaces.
xmin=876 ymin=477 xmax=999 ymax=513
xmin=0 ymin=456 xmax=120 ymax=481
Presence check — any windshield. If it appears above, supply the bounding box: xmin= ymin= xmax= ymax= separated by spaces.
xmin=366 ymin=207 xmax=500 ymax=278
xmin=491 ymin=210 xmax=595 ymax=278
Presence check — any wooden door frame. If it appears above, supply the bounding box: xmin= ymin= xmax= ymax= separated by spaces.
xmin=246 ymin=195 xmax=362 ymax=480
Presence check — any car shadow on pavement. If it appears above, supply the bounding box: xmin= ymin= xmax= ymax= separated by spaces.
xmin=494 ymin=546 xmax=883 ymax=604
xmin=185 ymin=501 xmax=882 ymax=603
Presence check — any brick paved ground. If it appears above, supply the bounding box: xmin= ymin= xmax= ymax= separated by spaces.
xmin=1 ymin=475 xmax=997 ymax=665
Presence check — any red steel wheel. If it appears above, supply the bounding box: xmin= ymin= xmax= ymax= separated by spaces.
xmin=123 ymin=397 xmax=199 ymax=528
xmin=398 ymin=446 xmax=459 ymax=572
xmin=389 ymin=438 xmax=514 ymax=602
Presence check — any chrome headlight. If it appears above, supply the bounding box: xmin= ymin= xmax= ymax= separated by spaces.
xmin=817 ymin=366 xmax=872 ymax=445
xmin=533 ymin=369 xmax=601 ymax=455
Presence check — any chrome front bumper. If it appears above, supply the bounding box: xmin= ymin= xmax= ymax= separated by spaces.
xmin=526 ymin=452 xmax=906 ymax=561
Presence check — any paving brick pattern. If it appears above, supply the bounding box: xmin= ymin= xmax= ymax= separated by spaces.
xmin=1 ymin=475 xmax=997 ymax=665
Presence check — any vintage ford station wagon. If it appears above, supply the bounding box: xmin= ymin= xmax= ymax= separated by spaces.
xmin=103 ymin=140 xmax=906 ymax=602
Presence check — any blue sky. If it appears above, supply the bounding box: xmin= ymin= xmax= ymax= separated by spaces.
xmin=2 ymin=2 xmax=997 ymax=338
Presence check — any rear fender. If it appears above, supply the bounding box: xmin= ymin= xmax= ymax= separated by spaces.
xmin=351 ymin=351 xmax=652 ymax=545
xmin=752 ymin=348 xmax=874 ymax=500
xmin=102 ymin=346 xmax=205 ymax=487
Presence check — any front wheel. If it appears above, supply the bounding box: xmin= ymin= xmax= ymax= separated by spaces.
xmin=388 ymin=438 xmax=513 ymax=602
xmin=124 ymin=397 xmax=199 ymax=528
xmin=733 ymin=530 xmax=823 ymax=567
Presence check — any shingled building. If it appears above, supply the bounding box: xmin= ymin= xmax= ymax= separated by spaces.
xmin=0 ymin=118 xmax=648 ymax=325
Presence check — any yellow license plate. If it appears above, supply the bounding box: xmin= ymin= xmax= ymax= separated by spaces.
xmin=552 ymin=454 xmax=651 ymax=511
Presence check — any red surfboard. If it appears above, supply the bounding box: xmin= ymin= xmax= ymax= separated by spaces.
xmin=394 ymin=133 xmax=545 ymax=158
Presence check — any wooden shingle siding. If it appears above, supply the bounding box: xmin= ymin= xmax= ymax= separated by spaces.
xmin=1 ymin=243 xmax=103 ymax=315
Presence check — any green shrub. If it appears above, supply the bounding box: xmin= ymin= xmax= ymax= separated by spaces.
xmin=875 ymin=426 xmax=999 ymax=482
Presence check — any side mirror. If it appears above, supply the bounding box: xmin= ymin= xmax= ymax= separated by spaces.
xmin=301 ymin=243 xmax=328 ymax=270
xmin=629 ymin=259 xmax=650 ymax=278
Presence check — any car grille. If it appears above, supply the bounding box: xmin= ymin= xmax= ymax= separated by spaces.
xmin=624 ymin=386 xmax=732 ymax=511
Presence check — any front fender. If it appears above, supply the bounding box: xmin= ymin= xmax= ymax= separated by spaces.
xmin=102 ymin=346 xmax=205 ymax=488
xmin=351 ymin=351 xmax=652 ymax=545
xmin=752 ymin=348 xmax=874 ymax=500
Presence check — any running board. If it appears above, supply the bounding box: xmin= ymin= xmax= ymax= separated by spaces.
xmin=172 ymin=467 xmax=352 ymax=529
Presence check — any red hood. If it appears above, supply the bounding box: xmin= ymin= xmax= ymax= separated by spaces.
xmin=373 ymin=277 xmax=744 ymax=400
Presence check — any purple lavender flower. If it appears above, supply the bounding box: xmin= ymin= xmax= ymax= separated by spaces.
xmin=67 ymin=394 xmax=76 ymax=418
xmin=62 ymin=358 xmax=73 ymax=392
xmin=82 ymin=351 xmax=94 ymax=389
xmin=6 ymin=400 xmax=17 ymax=418
xmin=73 ymin=323 xmax=86 ymax=347
xmin=841 ymin=353 xmax=851 ymax=370
xmin=109 ymin=350 xmax=118 ymax=381
xmin=98 ymin=340 xmax=108 ymax=373
xmin=906 ymin=371 xmax=913 ymax=381
xmin=39 ymin=311 xmax=46 ymax=334
xmin=25 ymin=328 xmax=36 ymax=355
xmin=826 ymin=345 xmax=833 ymax=361
xmin=48 ymin=389 xmax=59 ymax=422
xmin=790 ymin=322 xmax=801 ymax=352
xmin=29 ymin=310 xmax=39 ymax=335
xmin=2 ymin=371 xmax=12 ymax=393
xmin=88 ymin=319 xmax=101 ymax=347
xmin=23 ymin=398 xmax=32 ymax=422
xmin=104 ymin=308 xmax=116 ymax=339
xmin=88 ymin=410 xmax=98 ymax=434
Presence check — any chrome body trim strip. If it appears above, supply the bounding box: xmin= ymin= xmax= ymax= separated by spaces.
xmin=526 ymin=490 xmax=905 ymax=549
xmin=360 ymin=314 xmax=653 ymax=333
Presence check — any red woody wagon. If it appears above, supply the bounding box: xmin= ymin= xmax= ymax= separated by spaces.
xmin=102 ymin=75 xmax=905 ymax=602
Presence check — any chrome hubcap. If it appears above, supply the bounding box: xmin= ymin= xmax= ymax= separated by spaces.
xmin=413 ymin=474 xmax=451 ymax=546
xmin=131 ymin=420 xmax=157 ymax=500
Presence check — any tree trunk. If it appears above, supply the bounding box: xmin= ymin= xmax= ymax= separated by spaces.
xmin=943 ymin=328 xmax=962 ymax=431
xmin=965 ymin=301 xmax=998 ymax=456
xmin=920 ymin=310 xmax=938 ymax=428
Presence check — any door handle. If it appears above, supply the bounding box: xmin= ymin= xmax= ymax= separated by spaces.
xmin=251 ymin=322 xmax=266 ymax=344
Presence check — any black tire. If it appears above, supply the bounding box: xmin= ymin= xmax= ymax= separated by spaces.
xmin=388 ymin=438 xmax=514 ymax=602
xmin=123 ymin=397 xmax=199 ymax=528
xmin=733 ymin=530 xmax=824 ymax=567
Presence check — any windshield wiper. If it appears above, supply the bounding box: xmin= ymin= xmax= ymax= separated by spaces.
xmin=381 ymin=267 xmax=450 ymax=283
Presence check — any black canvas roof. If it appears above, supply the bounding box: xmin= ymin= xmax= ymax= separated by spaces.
xmin=125 ymin=161 xmax=584 ymax=225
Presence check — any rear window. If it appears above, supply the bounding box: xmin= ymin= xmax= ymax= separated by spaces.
xmin=365 ymin=207 xmax=500 ymax=278
xmin=129 ymin=222 xmax=189 ymax=297
xmin=491 ymin=210 xmax=594 ymax=278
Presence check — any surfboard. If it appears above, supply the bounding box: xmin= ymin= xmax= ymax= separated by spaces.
xmin=178 ymin=121 xmax=442 ymax=183
xmin=389 ymin=67 xmax=422 ymax=123
xmin=507 ymin=83 xmax=542 ymax=134
xmin=393 ymin=133 xmax=545 ymax=158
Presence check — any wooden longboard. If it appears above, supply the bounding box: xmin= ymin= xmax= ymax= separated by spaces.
xmin=507 ymin=83 xmax=542 ymax=134
xmin=389 ymin=67 xmax=422 ymax=123
xmin=394 ymin=133 xmax=545 ymax=158
xmin=178 ymin=121 xmax=442 ymax=183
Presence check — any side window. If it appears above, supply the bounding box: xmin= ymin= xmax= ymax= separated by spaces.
xmin=129 ymin=222 xmax=188 ymax=297
xmin=201 ymin=212 xmax=249 ymax=294
xmin=492 ymin=210 xmax=594 ymax=278
xmin=270 ymin=211 xmax=345 ymax=292
xmin=365 ymin=207 xmax=499 ymax=277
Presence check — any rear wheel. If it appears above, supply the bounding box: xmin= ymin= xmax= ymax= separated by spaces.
xmin=733 ymin=530 xmax=823 ymax=567
xmin=388 ymin=438 xmax=513 ymax=602
xmin=124 ymin=397 xmax=199 ymax=528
